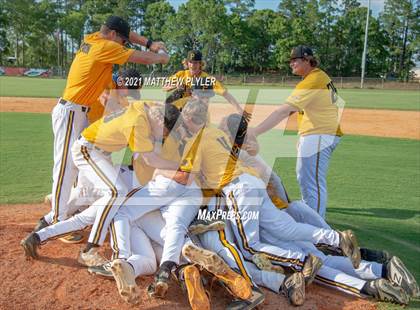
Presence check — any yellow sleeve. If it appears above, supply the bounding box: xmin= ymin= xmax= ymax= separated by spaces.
xmin=179 ymin=133 xmax=203 ymax=173
xmin=213 ymin=79 xmax=226 ymax=96
xmin=97 ymin=41 xmax=135 ymax=64
xmin=286 ymin=84 xmax=322 ymax=110
xmin=128 ymin=122 xmax=154 ymax=153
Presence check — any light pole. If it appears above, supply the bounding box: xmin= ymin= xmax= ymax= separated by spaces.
xmin=361 ymin=0 xmax=371 ymax=88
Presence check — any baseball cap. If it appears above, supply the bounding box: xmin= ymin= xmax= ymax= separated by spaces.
xmin=227 ymin=113 xmax=248 ymax=146
xmin=290 ymin=45 xmax=314 ymax=60
xmin=105 ymin=16 xmax=130 ymax=41
xmin=187 ymin=50 xmax=202 ymax=62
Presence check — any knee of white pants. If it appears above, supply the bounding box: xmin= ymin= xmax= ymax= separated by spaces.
xmin=128 ymin=255 xmax=157 ymax=277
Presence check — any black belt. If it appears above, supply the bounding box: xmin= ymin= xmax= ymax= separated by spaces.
xmin=59 ymin=98 xmax=90 ymax=113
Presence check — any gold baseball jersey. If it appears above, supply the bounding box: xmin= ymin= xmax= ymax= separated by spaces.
xmin=286 ymin=68 xmax=343 ymax=136
xmin=133 ymin=134 xmax=183 ymax=186
xmin=168 ymin=70 xmax=226 ymax=96
xmin=180 ymin=125 xmax=257 ymax=191
xmin=82 ymin=101 xmax=154 ymax=153
xmin=62 ymin=32 xmax=134 ymax=107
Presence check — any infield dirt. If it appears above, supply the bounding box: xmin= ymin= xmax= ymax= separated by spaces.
xmin=0 ymin=96 xmax=419 ymax=140
xmin=1 ymin=203 xmax=377 ymax=310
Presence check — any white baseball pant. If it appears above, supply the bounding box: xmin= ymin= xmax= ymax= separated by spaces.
xmin=223 ymin=173 xmax=341 ymax=269
xmin=112 ymin=177 xmax=202 ymax=264
xmin=199 ymin=197 xmax=286 ymax=292
xmin=296 ymin=134 xmax=340 ymax=218
xmin=36 ymin=150 xmax=128 ymax=244
xmin=44 ymin=99 xmax=89 ymax=225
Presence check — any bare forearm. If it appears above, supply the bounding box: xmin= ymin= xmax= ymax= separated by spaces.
xmin=128 ymin=50 xmax=169 ymax=65
xmin=254 ymin=104 xmax=296 ymax=136
xmin=223 ymin=92 xmax=244 ymax=114
xmin=129 ymin=32 xmax=148 ymax=46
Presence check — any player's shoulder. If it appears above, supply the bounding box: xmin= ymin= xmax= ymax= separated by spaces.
xmin=298 ymin=68 xmax=330 ymax=89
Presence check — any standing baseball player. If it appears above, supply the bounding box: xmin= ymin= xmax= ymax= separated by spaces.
xmin=35 ymin=15 xmax=170 ymax=243
xmin=250 ymin=46 xmax=342 ymax=218
xmin=163 ymin=50 xmax=245 ymax=114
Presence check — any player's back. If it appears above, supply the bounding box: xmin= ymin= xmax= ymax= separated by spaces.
xmin=82 ymin=101 xmax=153 ymax=153
xmin=62 ymin=32 xmax=134 ymax=107
xmin=181 ymin=125 xmax=257 ymax=191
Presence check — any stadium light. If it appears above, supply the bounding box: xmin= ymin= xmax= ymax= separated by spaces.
xmin=361 ymin=0 xmax=371 ymax=88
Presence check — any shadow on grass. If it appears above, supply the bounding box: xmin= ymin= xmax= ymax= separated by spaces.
xmin=328 ymin=207 xmax=419 ymax=220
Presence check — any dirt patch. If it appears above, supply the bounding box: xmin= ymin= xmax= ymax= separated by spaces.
xmin=1 ymin=96 xmax=419 ymax=140
xmin=1 ymin=203 xmax=376 ymax=310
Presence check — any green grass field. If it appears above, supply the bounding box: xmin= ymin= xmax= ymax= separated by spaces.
xmin=1 ymin=76 xmax=419 ymax=110
xmin=1 ymin=111 xmax=419 ymax=301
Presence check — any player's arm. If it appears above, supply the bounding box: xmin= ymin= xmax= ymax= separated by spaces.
xmin=128 ymin=50 xmax=169 ymax=65
xmin=154 ymin=169 xmax=195 ymax=185
xmin=252 ymin=103 xmax=298 ymax=136
xmin=141 ymin=152 xmax=179 ymax=170
xmin=128 ymin=32 xmax=167 ymax=52
xmin=222 ymin=91 xmax=246 ymax=115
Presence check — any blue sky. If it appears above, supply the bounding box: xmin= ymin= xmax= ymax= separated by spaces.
xmin=168 ymin=0 xmax=385 ymax=17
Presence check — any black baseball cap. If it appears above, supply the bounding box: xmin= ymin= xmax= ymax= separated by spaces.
xmin=187 ymin=50 xmax=202 ymax=62
xmin=290 ymin=45 xmax=314 ymax=60
xmin=105 ymin=16 xmax=130 ymax=41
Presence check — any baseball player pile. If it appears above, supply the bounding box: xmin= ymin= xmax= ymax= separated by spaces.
xmin=20 ymin=16 xmax=419 ymax=309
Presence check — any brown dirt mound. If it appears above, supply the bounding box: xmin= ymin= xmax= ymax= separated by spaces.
xmin=0 ymin=203 xmax=376 ymax=310
xmin=0 ymin=96 xmax=419 ymax=140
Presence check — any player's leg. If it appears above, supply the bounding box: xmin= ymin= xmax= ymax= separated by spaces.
xmin=285 ymin=200 xmax=331 ymax=229
xmin=296 ymin=134 xmax=340 ymax=218
xmin=259 ymin=188 xmax=360 ymax=268
xmin=127 ymin=225 xmax=157 ymax=277
xmin=222 ymin=176 xmax=307 ymax=269
xmin=111 ymin=182 xmax=183 ymax=260
xmin=45 ymin=101 xmax=88 ymax=225
xmin=159 ymin=184 xmax=202 ymax=265
xmin=72 ymin=143 xmax=127 ymax=248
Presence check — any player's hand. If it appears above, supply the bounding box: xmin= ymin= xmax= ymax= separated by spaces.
xmin=150 ymin=41 xmax=167 ymax=53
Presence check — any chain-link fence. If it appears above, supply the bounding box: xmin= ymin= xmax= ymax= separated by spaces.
xmin=218 ymin=74 xmax=419 ymax=90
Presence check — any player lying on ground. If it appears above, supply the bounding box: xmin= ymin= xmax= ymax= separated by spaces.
xmin=20 ymin=102 xmax=181 ymax=266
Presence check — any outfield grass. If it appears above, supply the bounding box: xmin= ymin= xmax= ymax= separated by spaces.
xmin=1 ymin=76 xmax=419 ymax=110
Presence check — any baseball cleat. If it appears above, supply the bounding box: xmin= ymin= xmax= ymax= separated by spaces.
xmin=33 ymin=217 xmax=49 ymax=232
xmin=226 ymin=286 xmax=265 ymax=310
xmin=77 ymin=247 xmax=108 ymax=267
xmin=20 ymin=232 xmax=41 ymax=259
xmin=148 ymin=265 xmax=171 ymax=298
xmin=363 ymin=279 xmax=409 ymax=305
xmin=88 ymin=262 xmax=113 ymax=278
xmin=338 ymin=230 xmax=361 ymax=269
xmin=281 ymin=272 xmax=306 ymax=306
xmin=59 ymin=232 xmax=85 ymax=244
xmin=110 ymin=259 xmax=139 ymax=304
xmin=302 ymin=254 xmax=323 ymax=285
xmin=252 ymin=253 xmax=285 ymax=274
xmin=182 ymin=265 xmax=210 ymax=310
xmin=182 ymin=243 xmax=252 ymax=300
xmin=188 ymin=216 xmax=225 ymax=235
xmin=386 ymin=256 xmax=420 ymax=298
xmin=360 ymin=247 xmax=391 ymax=264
